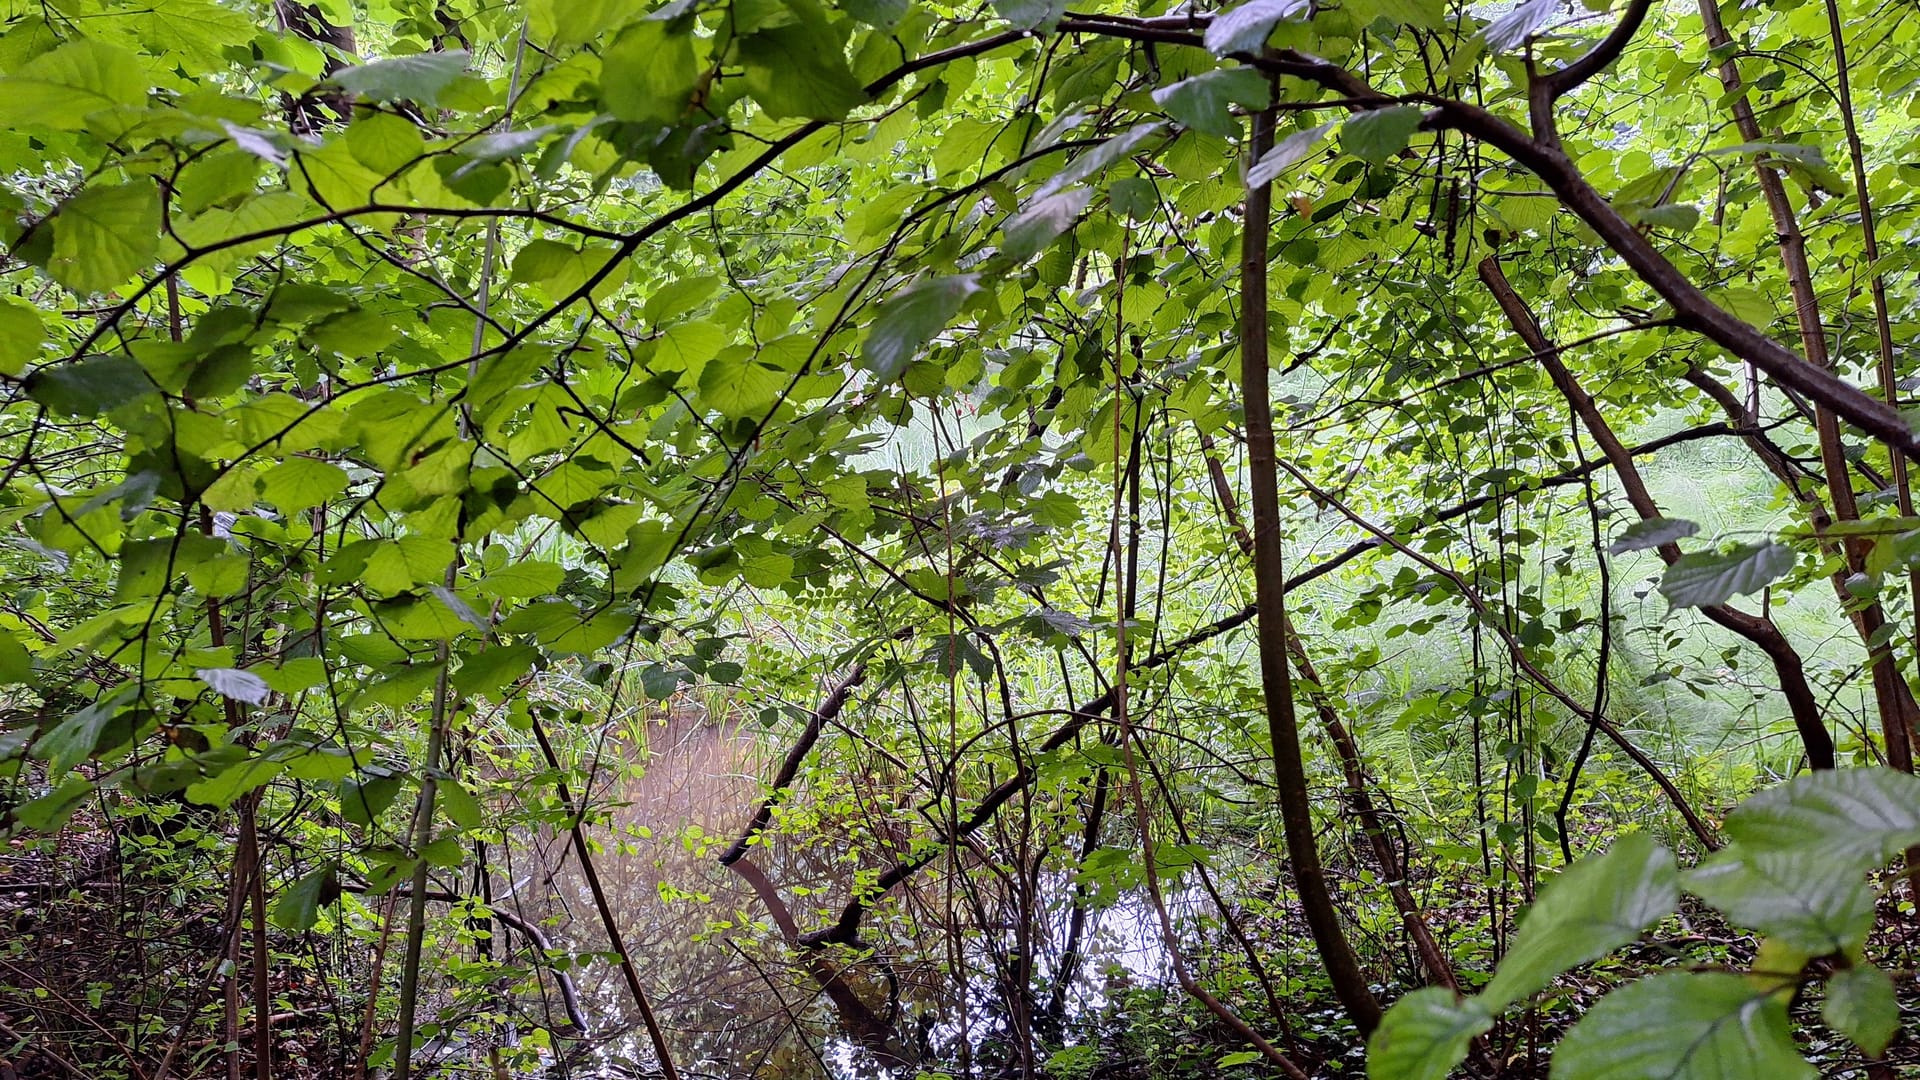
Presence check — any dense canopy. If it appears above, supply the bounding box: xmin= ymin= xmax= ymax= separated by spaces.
xmin=2 ymin=0 xmax=1920 ymax=1074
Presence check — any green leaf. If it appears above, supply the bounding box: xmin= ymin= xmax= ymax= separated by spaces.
xmin=1723 ymin=768 xmax=1920 ymax=867
xmin=842 ymin=0 xmax=908 ymax=27
xmin=1480 ymin=833 xmax=1677 ymax=1010
xmin=439 ymin=780 xmax=485 ymax=831
xmin=50 ymin=181 xmax=161 ymax=295
xmin=698 ymin=347 xmax=789 ymax=417
xmin=0 ymin=297 xmax=46 ymax=376
xmin=0 ymin=39 xmax=146 ymax=131
xmin=1003 ymin=187 xmax=1091 ymax=261
xmin=271 ymin=862 xmax=339 ymax=931
xmin=1548 ymin=973 xmax=1813 ymax=1080
xmin=739 ymin=22 xmax=867 ymax=121
xmin=340 ymin=773 xmax=405 ymax=828
xmin=257 ymin=457 xmax=351 ymax=514
xmin=26 ymin=356 xmax=156 ymax=417
xmin=644 ymin=274 xmax=722 ymax=324
xmin=859 ymin=275 xmax=980 ymax=381
xmin=1216 ymin=1050 xmax=1264 ymax=1068
xmin=1039 ymin=123 xmax=1165 ymax=198
xmin=1151 ymin=68 xmax=1272 ymax=137
xmin=1367 ymin=988 xmax=1494 ymax=1080
xmin=1684 ymin=848 xmax=1875 ymax=956
xmin=1359 ymin=0 xmax=1445 ymax=29
xmin=1248 ymin=122 xmax=1334 ymax=187
xmin=994 ymin=0 xmax=1066 ymax=29
xmin=1609 ymin=517 xmax=1699 ymax=554
xmin=600 ymin=21 xmax=701 ymax=125
xmin=1823 ymin=963 xmax=1898 ymax=1058
xmin=1657 ymin=541 xmax=1796 ymax=609
xmin=1634 ymin=203 xmax=1700 ymax=231
xmin=333 ymin=51 xmax=470 ymax=105
xmin=1342 ymin=105 xmax=1425 ymax=164
xmin=1204 ymin=0 xmax=1313 ymax=55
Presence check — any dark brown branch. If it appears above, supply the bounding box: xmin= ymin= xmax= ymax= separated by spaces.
xmin=1478 ymin=256 xmax=1835 ymax=770
xmin=718 ymin=663 xmax=869 ymax=866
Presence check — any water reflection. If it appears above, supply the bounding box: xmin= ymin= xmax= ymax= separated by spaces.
xmin=511 ymin=710 xmax=1186 ymax=1078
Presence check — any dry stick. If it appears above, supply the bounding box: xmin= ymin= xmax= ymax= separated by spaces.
xmin=1111 ymin=208 xmax=1311 ymax=1080
xmin=352 ymin=893 xmax=399 ymax=1080
xmin=1239 ymin=105 xmax=1384 ymax=1036
xmin=1477 ymin=257 xmax=1836 ymax=770
xmin=1690 ymin=0 xmax=1918 ymax=773
xmin=529 ymin=718 xmax=682 ymax=1080
xmin=1199 ymin=432 xmax=1461 ymax=992
xmin=1270 ymin=456 xmax=1720 ymax=852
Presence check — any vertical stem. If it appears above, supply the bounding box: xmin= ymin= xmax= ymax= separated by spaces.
xmin=1693 ymin=0 xmax=1917 ymax=771
xmin=1239 ymin=105 xmax=1383 ymax=1035
xmin=531 ymin=718 xmax=683 ymax=1080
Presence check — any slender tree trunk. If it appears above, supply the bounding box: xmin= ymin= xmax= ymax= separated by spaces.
xmin=1693 ymin=0 xmax=1918 ymax=772
xmin=1239 ymin=105 xmax=1383 ymax=1036
xmin=1200 ymin=433 xmax=1459 ymax=990
xmin=1478 ymin=256 xmax=1835 ymax=770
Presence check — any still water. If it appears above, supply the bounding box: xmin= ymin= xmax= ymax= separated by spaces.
xmin=503 ymin=710 xmax=1189 ymax=1078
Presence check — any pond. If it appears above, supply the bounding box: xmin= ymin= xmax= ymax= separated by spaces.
xmin=499 ymin=708 xmax=1193 ymax=1078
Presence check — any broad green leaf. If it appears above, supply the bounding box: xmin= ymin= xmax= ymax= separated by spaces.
xmin=739 ymin=22 xmax=867 ymax=121
xmin=1247 ymin=122 xmax=1334 ymax=187
xmin=1151 ymin=68 xmax=1272 ymax=138
xmin=1822 ymin=963 xmax=1898 ymax=1057
xmin=994 ymin=0 xmax=1066 ymax=29
xmin=698 ymin=347 xmax=789 ymax=417
xmin=1684 ymin=848 xmax=1874 ymax=956
xmin=842 ymin=0 xmax=908 ymax=27
xmin=13 ymin=776 xmax=95 ymax=831
xmin=600 ymin=21 xmax=701 ymax=125
xmin=1002 ymin=187 xmax=1091 ymax=261
xmin=1342 ymin=105 xmax=1425 ymax=164
xmin=1038 ymin=123 xmax=1165 ymax=198
xmin=530 ymin=0 xmax=641 ymax=45
xmin=1480 ymin=834 xmax=1677 ymax=1010
xmin=1657 ymin=541 xmax=1796 ymax=609
xmin=187 ymin=758 xmax=286 ymax=809
xmin=1548 ymin=973 xmax=1813 ymax=1079
xmin=37 ymin=693 xmax=136 ymax=773
xmin=1359 ymin=0 xmax=1445 ymax=29
xmin=477 ymin=561 xmax=566 ymax=600
xmin=26 ymin=356 xmax=157 ymax=417
xmin=50 ymin=181 xmax=161 ymax=295
xmin=1367 ymin=988 xmax=1494 ymax=1080
xmin=333 ymin=51 xmax=470 ymax=105
xmin=1609 ymin=517 xmax=1699 ymax=554
xmin=0 ymin=39 xmax=146 ymax=131
xmin=859 ymin=275 xmax=980 ymax=381
xmin=1723 ymin=768 xmax=1920 ymax=866
xmin=271 ymin=862 xmax=339 ymax=931
xmin=0 ymin=297 xmax=46 ymax=376
xmin=644 ymin=274 xmax=722 ymax=324
xmin=340 ymin=773 xmax=405 ymax=828
xmin=439 ymin=780 xmax=485 ymax=831
xmin=257 ymin=457 xmax=350 ymax=514
xmin=1205 ymin=0 xmax=1312 ymax=55
xmin=1634 ymin=203 xmax=1700 ymax=231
